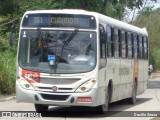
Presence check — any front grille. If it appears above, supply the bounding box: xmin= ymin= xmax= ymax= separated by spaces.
xmin=58 ymin=88 xmax=72 ymax=90
xmin=38 ymin=87 xmax=73 ymax=91
xmin=40 ymin=78 xmax=80 ymax=85
xmin=38 ymin=87 xmax=51 ymax=90
xmin=41 ymin=94 xmax=69 ymax=101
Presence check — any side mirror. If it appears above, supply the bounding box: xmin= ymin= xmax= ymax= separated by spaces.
xmin=9 ymin=32 xmax=15 ymax=47
xmin=99 ymin=59 xmax=107 ymax=69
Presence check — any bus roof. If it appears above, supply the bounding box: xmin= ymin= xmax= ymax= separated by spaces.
xmin=24 ymin=9 xmax=148 ymax=36
xmin=97 ymin=13 xmax=148 ymax=36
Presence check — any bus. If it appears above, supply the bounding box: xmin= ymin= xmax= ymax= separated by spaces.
xmin=16 ymin=9 xmax=148 ymax=113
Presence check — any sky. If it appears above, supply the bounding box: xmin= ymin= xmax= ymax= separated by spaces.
xmin=147 ymin=0 xmax=160 ymax=8
xmin=124 ymin=0 xmax=160 ymax=22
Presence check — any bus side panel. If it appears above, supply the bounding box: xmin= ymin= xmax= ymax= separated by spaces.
xmin=120 ymin=59 xmax=133 ymax=100
xmin=105 ymin=58 xmax=121 ymax=103
xmin=98 ymin=68 xmax=106 ymax=105
xmin=137 ymin=60 xmax=144 ymax=95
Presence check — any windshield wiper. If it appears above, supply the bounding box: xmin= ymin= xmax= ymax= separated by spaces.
xmin=59 ymin=29 xmax=79 ymax=59
xmin=52 ymin=29 xmax=79 ymax=73
xmin=60 ymin=29 xmax=79 ymax=58
xmin=63 ymin=29 xmax=79 ymax=47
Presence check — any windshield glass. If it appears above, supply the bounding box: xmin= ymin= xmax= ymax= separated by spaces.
xmin=18 ymin=30 xmax=96 ymax=74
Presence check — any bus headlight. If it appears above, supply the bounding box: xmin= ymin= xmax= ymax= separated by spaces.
xmin=75 ymin=80 xmax=96 ymax=93
xmin=19 ymin=79 xmax=35 ymax=90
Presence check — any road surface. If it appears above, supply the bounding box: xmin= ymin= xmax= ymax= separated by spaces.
xmin=0 ymin=77 xmax=160 ymax=120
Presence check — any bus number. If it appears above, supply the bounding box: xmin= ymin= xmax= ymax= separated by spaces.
xmin=33 ymin=17 xmax=43 ymax=23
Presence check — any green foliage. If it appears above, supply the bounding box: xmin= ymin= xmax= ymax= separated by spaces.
xmin=0 ymin=0 xmax=19 ymax=16
xmin=0 ymin=51 xmax=16 ymax=94
xmin=133 ymin=8 xmax=160 ymax=70
xmin=138 ymin=6 xmax=154 ymax=16
xmin=133 ymin=8 xmax=160 ymax=50
xmin=0 ymin=35 xmax=10 ymax=51
xmin=0 ymin=29 xmax=17 ymax=94
xmin=150 ymin=48 xmax=160 ymax=70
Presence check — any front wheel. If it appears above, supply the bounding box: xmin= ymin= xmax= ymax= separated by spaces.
xmin=34 ymin=104 xmax=48 ymax=112
xmin=95 ymin=86 xmax=111 ymax=114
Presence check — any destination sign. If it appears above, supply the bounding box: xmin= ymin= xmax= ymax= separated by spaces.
xmin=22 ymin=14 xmax=96 ymax=29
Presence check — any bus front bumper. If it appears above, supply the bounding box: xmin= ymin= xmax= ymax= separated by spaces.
xmin=16 ymin=84 xmax=100 ymax=107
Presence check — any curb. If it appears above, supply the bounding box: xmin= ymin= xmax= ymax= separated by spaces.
xmin=0 ymin=96 xmax=16 ymax=102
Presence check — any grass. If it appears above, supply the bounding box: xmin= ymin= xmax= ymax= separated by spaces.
xmin=0 ymin=50 xmax=16 ymax=94
xmin=149 ymin=48 xmax=160 ymax=71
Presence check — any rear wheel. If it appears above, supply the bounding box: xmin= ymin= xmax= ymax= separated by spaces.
xmin=96 ymin=86 xmax=111 ymax=114
xmin=34 ymin=104 xmax=48 ymax=112
xmin=128 ymin=81 xmax=137 ymax=104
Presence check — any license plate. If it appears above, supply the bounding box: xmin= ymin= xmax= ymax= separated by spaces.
xmin=77 ymin=97 xmax=92 ymax=103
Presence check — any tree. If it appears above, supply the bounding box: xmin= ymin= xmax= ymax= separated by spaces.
xmin=0 ymin=0 xmax=19 ymax=16
xmin=132 ymin=8 xmax=160 ymax=69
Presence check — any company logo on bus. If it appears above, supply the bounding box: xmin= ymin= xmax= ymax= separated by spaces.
xmin=52 ymin=86 xmax=58 ymax=92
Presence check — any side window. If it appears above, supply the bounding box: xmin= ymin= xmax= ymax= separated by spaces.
xmin=106 ymin=26 xmax=112 ymax=57
xmin=131 ymin=33 xmax=134 ymax=58
xmin=138 ymin=35 xmax=143 ymax=59
xmin=137 ymin=35 xmax=139 ymax=58
xmin=113 ymin=28 xmax=119 ymax=58
xmin=111 ymin=28 xmax=114 ymax=57
xmin=121 ymin=30 xmax=126 ymax=58
xmin=125 ymin=31 xmax=128 ymax=58
xmin=143 ymin=37 xmax=148 ymax=59
xmin=133 ymin=34 xmax=138 ymax=59
xmin=99 ymin=24 xmax=106 ymax=58
xmin=127 ymin=32 xmax=132 ymax=59
xmin=118 ymin=30 xmax=122 ymax=58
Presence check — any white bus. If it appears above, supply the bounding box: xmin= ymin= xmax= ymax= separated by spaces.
xmin=16 ymin=9 xmax=148 ymax=113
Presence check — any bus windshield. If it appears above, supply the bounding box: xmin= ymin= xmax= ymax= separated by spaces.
xmin=18 ymin=30 xmax=96 ymax=74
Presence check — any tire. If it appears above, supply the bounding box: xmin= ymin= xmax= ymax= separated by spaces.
xmin=96 ymin=86 xmax=111 ymax=114
xmin=34 ymin=104 xmax=48 ymax=112
xmin=128 ymin=81 xmax=137 ymax=104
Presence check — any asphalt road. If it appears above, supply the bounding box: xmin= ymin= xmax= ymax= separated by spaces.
xmin=0 ymin=77 xmax=160 ymax=120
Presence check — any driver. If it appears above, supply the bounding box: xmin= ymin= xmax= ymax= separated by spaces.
xmin=31 ymin=38 xmax=55 ymax=62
